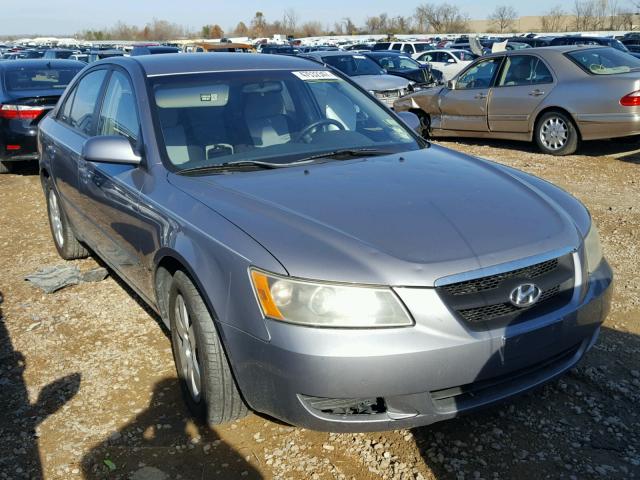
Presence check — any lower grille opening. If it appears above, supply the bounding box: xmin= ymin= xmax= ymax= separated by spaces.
xmin=430 ymin=343 xmax=580 ymax=412
xmin=301 ymin=395 xmax=386 ymax=415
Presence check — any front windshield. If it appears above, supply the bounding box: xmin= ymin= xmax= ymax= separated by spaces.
xmin=452 ymin=51 xmax=479 ymax=61
xmin=375 ymin=55 xmax=420 ymax=71
xmin=567 ymin=47 xmax=640 ymax=74
xmin=321 ymin=55 xmax=384 ymax=76
xmin=151 ymin=69 xmax=420 ymax=171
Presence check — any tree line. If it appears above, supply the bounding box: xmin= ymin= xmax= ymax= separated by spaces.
xmin=76 ymin=1 xmax=640 ymax=41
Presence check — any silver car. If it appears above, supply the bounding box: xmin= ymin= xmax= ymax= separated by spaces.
xmin=302 ymin=51 xmax=413 ymax=108
xmin=395 ymin=46 xmax=640 ymax=155
xmin=38 ymin=53 xmax=612 ymax=432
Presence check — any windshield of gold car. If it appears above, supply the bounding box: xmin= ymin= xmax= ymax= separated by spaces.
xmin=150 ymin=69 xmax=420 ymax=170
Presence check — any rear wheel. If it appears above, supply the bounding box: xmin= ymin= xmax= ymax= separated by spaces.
xmin=44 ymin=178 xmax=88 ymax=260
xmin=168 ymin=270 xmax=248 ymax=426
xmin=534 ymin=111 xmax=579 ymax=156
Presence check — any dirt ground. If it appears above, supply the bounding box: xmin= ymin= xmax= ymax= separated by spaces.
xmin=0 ymin=138 xmax=638 ymax=480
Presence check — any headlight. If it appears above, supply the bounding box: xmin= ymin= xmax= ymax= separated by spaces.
xmin=584 ymin=222 xmax=603 ymax=273
xmin=250 ymin=269 xmax=413 ymax=328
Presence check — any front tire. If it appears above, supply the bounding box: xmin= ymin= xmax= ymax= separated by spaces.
xmin=168 ymin=270 xmax=248 ymax=426
xmin=534 ymin=111 xmax=579 ymax=156
xmin=44 ymin=178 xmax=89 ymax=260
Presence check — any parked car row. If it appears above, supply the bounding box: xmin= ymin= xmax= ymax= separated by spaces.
xmin=394 ymin=45 xmax=640 ymax=155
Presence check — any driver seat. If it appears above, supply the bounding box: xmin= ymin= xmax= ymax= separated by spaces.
xmin=244 ymin=92 xmax=292 ymax=147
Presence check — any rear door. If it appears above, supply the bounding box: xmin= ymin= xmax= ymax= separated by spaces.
xmin=48 ymin=68 xmax=108 ymax=226
xmin=439 ymin=56 xmax=503 ymax=132
xmin=488 ymin=54 xmax=555 ymax=133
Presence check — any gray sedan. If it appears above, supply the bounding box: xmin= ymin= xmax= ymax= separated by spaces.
xmin=395 ymin=46 xmax=640 ymax=155
xmin=39 ymin=53 xmax=612 ymax=432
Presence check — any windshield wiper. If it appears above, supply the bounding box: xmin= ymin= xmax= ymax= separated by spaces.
xmin=178 ymin=159 xmax=317 ymax=175
xmin=296 ymin=147 xmax=394 ymax=163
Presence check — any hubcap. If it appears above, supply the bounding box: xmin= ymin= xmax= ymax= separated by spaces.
xmin=48 ymin=190 xmax=65 ymax=247
xmin=540 ymin=117 xmax=569 ymax=151
xmin=174 ymin=294 xmax=201 ymax=402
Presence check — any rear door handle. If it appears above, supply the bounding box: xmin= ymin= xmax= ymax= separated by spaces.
xmin=474 ymin=93 xmax=487 ymax=99
xmin=529 ymin=89 xmax=545 ymax=96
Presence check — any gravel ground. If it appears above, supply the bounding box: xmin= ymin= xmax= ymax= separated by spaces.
xmin=0 ymin=138 xmax=638 ymax=480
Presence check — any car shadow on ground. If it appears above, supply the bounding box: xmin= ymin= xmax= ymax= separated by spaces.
xmin=0 ymin=292 xmax=81 ymax=480
xmin=79 ymin=377 xmax=262 ymax=479
xmin=434 ymin=136 xmax=640 ymax=164
xmin=410 ymin=325 xmax=640 ymax=478
xmin=3 ymin=161 xmax=39 ymax=176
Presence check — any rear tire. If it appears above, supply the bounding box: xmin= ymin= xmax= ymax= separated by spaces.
xmin=44 ymin=178 xmax=89 ymax=260
xmin=534 ymin=111 xmax=579 ymax=156
xmin=168 ymin=270 xmax=248 ymax=426
xmin=0 ymin=161 xmax=11 ymax=174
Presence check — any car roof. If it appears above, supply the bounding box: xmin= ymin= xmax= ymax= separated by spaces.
xmin=480 ymin=44 xmax=609 ymax=58
xmin=0 ymin=59 xmax=85 ymax=70
xmin=113 ymin=52 xmax=326 ymax=77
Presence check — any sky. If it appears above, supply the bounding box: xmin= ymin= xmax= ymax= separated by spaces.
xmin=1 ymin=0 xmax=571 ymax=36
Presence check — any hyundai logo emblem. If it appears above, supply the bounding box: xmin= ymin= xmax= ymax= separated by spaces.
xmin=509 ymin=283 xmax=542 ymax=308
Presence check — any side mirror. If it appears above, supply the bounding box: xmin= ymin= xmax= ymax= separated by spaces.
xmin=446 ymin=79 xmax=456 ymax=90
xmin=447 ymin=58 xmax=456 ymax=63
xmin=396 ymin=111 xmax=421 ymax=133
xmin=82 ymin=136 xmax=142 ymax=165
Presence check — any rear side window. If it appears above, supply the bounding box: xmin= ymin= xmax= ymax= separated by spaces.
xmin=4 ymin=66 xmax=81 ymax=92
xmin=391 ymin=44 xmax=402 ymax=51
xmin=567 ymin=47 xmax=640 ymax=75
xmin=98 ymin=70 xmax=139 ymax=143
xmin=68 ymin=69 xmax=108 ymax=135
xmin=498 ymin=55 xmax=553 ymax=86
xmin=402 ymin=44 xmax=414 ymax=54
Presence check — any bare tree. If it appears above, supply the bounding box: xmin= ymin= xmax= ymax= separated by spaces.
xmin=488 ymin=5 xmax=518 ymax=33
xmin=250 ymin=11 xmax=267 ymax=37
xmin=233 ymin=21 xmax=249 ymax=36
xmin=282 ymin=8 xmax=298 ymax=36
xmin=413 ymin=3 xmax=469 ymax=33
xmin=540 ymin=6 xmax=566 ymax=32
xmin=299 ymin=21 xmax=323 ymax=37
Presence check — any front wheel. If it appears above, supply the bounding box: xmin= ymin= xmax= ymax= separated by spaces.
xmin=168 ymin=270 xmax=248 ymax=426
xmin=534 ymin=111 xmax=579 ymax=156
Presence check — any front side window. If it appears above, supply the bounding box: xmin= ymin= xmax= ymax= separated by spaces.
xmin=391 ymin=44 xmax=402 ymax=51
xmin=452 ymin=51 xmax=479 ymax=61
xmin=497 ymin=55 xmax=553 ymax=86
xmin=98 ymin=70 xmax=139 ymax=143
xmin=402 ymin=44 xmax=414 ymax=54
xmin=456 ymin=58 xmax=502 ymax=89
xmin=151 ymin=70 xmax=420 ymax=170
xmin=68 ymin=69 xmax=108 ymax=135
xmin=567 ymin=47 xmax=640 ymax=75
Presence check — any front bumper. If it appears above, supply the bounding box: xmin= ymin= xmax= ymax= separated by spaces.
xmin=222 ymin=260 xmax=613 ymax=432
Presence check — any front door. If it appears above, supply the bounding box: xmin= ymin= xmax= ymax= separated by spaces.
xmin=488 ymin=55 xmax=555 ymax=133
xmin=77 ymin=68 xmax=151 ymax=288
xmin=439 ymin=57 xmax=504 ymax=132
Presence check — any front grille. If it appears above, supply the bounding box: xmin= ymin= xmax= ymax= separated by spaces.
xmin=437 ymin=254 xmax=575 ymax=329
xmin=374 ymin=90 xmax=401 ymax=108
xmin=442 ymin=258 xmax=559 ymax=296
xmin=458 ymin=285 xmax=560 ymax=323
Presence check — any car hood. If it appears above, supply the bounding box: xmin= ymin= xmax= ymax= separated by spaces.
xmin=351 ymin=74 xmax=412 ymax=91
xmin=168 ymin=145 xmax=583 ymax=286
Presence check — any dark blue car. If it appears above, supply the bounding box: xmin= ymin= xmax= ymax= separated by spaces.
xmin=0 ymin=59 xmax=84 ymax=172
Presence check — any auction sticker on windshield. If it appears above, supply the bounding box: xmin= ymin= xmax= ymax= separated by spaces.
xmin=292 ymin=71 xmax=339 ymax=82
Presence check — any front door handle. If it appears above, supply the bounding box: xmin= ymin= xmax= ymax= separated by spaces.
xmin=474 ymin=93 xmax=487 ymax=99
xmin=529 ymin=89 xmax=545 ymax=96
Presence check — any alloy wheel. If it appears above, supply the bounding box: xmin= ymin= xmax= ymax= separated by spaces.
xmin=539 ymin=116 xmax=569 ymax=151
xmin=48 ymin=189 xmax=65 ymax=248
xmin=174 ymin=294 xmax=202 ymax=402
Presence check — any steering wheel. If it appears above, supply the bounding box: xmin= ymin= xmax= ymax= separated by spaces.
xmin=293 ymin=119 xmax=345 ymax=143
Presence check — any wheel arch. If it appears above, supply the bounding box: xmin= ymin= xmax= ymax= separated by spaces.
xmin=531 ymin=106 xmax=582 ymax=142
